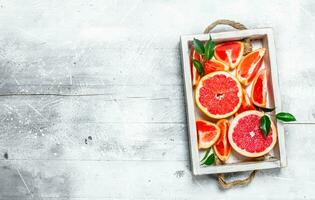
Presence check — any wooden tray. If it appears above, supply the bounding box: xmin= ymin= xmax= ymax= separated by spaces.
xmin=180 ymin=28 xmax=286 ymax=175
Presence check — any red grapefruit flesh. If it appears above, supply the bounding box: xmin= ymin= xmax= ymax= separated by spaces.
xmin=236 ymin=48 xmax=265 ymax=86
xmin=214 ymin=41 xmax=244 ymax=69
xmin=228 ymin=110 xmax=277 ymax=157
xmin=190 ymin=47 xmax=203 ymax=86
xmin=214 ymin=119 xmax=231 ymax=162
xmin=195 ymin=71 xmax=243 ymax=119
xmin=204 ymin=59 xmax=229 ymax=74
xmin=196 ymin=119 xmax=220 ymax=149
xmin=251 ymin=69 xmax=267 ymax=108
xmin=236 ymin=88 xmax=255 ymax=115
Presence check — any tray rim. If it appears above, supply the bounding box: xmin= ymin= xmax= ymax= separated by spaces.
xmin=180 ymin=28 xmax=286 ymax=175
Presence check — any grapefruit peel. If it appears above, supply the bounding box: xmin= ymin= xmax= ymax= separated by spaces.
xmin=214 ymin=41 xmax=244 ymax=69
xmin=214 ymin=119 xmax=231 ymax=162
xmin=228 ymin=110 xmax=277 ymax=158
xmin=196 ymin=119 xmax=220 ymax=149
xmin=251 ymin=69 xmax=267 ymax=108
xmin=236 ymin=48 xmax=266 ymax=86
xmin=195 ymin=71 xmax=243 ymax=119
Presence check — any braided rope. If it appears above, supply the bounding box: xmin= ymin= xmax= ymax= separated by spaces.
xmin=204 ymin=19 xmax=252 ymax=55
xmin=215 ymin=158 xmax=257 ymax=189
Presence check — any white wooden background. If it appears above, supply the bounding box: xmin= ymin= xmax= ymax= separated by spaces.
xmin=0 ymin=0 xmax=314 ymax=199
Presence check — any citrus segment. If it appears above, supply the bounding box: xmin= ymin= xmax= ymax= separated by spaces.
xmin=236 ymin=48 xmax=265 ymax=86
xmin=214 ymin=41 xmax=244 ymax=69
xmin=251 ymin=69 xmax=267 ymax=108
xmin=195 ymin=71 xmax=243 ymax=119
xmin=190 ymin=47 xmax=202 ymax=86
xmin=196 ymin=119 xmax=220 ymax=149
xmin=204 ymin=59 xmax=229 ymax=75
xmin=228 ymin=110 xmax=277 ymax=157
xmin=236 ymin=88 xmax=255 ymax=115
xmin=214 ymin=119 xmax=231 ymax=162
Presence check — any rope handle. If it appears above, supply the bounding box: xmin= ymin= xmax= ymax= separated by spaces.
xmin=215 ymin=158 xmax=257 ymax=189
xmin=217 ymin=170 xmax=257 ymax=189
xmin=204 ymin=19 xmax=252 ymax=55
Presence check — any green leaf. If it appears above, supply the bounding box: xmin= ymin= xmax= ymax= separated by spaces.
xmin=260 ymin=115 xmax=271 ymax=137
xmin=200 ymin=148 xmax=215 ymax=166
xmin=193 ymin=38 xmax=205 ymax=55
xmin=201 ymin=153 xmax=215 ymax=166
xmin=254 ymin=105 xmax=275 ymax=113
xmin=200 ymin=148 xmax=210 ymax=162
xmin=205 ymin=50 xmax=214 ymax=61
xmin=193 ymin=60 xmax=204 ymax=76
xmin=276 ymin=112 xmax=296 ymax=122
xmin=204 ymin=40 xmax=215 ymax=60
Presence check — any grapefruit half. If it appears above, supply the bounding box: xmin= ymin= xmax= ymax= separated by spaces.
xmin=236 ymin=48 xmax=265 ymax=86
xmin=196 ymin=119 xmax=220 ymax=149
xmin=251 ymin=69 xmax=267 ymax=108
xmin=214 ymin=41 xmax=244 ymax=69
xmin=228 ymin=110 xmax=277 ymax=157
xmin=195 ymin=71 xmax=243 ymax=119
xmin=214 ymin=119 xmax=231 ymax=162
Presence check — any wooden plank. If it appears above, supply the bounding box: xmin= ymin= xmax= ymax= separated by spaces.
xmin=0 ymin=85 xmax=184 ymax=98
xmin=0 ymin=95 xmax=185 ymax=124
xmin=180 ymin=35 xmax=200 ymax=175
xmin=265 ymin=29 xmax=287 ymax=167
xmin=0 ymin=122 xmax=188 ymax=161
xmin=0 ymin=44 xmax=181 ymax=86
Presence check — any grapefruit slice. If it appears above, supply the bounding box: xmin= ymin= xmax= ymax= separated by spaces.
xmin=204 ymin=59 xmax=229 ymax=75
xmin=214 ymin=119 xmax=231 ymax=162
xmin=214 ymin=41 xmax=244 ymax=69
xmin=196 ymin=119 xmax=220 ymax=149
xmin=251 ymin=69 xmax=267 ymax=108
xmin=190 ymin=47 xmax=203 ymax=86
xmin=195 ymin=71 xmax=243 ymax=119
xmin=236 ymin=88 xmax=255 ymax=115
xmin=228 ymin=110 xmax=277 ymax=157
xmin=236 ymin=48 xmax=265 ymax=86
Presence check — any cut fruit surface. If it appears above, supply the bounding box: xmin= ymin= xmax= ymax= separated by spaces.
xmin=214 ymin=41 xmax=244 ymax=69
xmin=190 ymin=47 xmax=203 ymax=86
xmin=236 ymin=48 xmax=265 ymax=86
xmin=236 ymin=88 xmax=255 ymax=115
xmin=228 ymin=110 xmax=277 ymax=157
xmin=195 ymin=71 xmax=243 ymax=119
xmin=251 ymin=69 xmax=267 ymax=108
xmin=204 ymin=59 xmax=229 ymax=75
xmin=196 ymin=119 xmax=220 ymax=149
xmin=214 ymin=119 xmax=231 ymax=162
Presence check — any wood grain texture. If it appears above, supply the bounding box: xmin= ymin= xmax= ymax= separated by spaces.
xmin=0 ymin=0 xmax=314 ymax=199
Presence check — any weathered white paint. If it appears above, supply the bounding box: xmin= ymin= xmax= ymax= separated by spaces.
xmin=0 ymin=0 xmax=314 ymax=199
